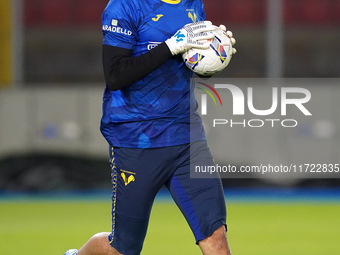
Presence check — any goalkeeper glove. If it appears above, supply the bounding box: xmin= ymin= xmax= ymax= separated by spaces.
xmin=219 ymin=24 xmax=237 ymax=54
xmin=165 ymin=21 xmax=217 ymax=55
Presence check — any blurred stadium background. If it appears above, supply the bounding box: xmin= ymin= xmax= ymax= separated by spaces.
xmin=1 ymin=0 xmax=340 ymax=254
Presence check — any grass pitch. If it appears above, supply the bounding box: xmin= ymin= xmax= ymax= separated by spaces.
xmin=0 ymin=195 xmax=339 ymax=255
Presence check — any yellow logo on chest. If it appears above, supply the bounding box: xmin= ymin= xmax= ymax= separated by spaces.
xmin=188 ymin=11 xmax=197 ymax=23
xmin=152 ymin=14 xmax=164 ymax=22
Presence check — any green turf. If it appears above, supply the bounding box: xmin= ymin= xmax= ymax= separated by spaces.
xmin=0 ymin=199 xmax=339 ymax=255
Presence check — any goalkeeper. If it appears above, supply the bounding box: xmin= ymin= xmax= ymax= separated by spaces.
xmin=65 ymin=0 xmax=236 ymax=255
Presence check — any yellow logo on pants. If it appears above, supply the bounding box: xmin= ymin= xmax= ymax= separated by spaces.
xmin=120 ymin=170 xmax=136 ymax=186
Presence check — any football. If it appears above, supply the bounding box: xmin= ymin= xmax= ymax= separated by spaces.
xmin=182 ymin=28 xmax=233 ymax=76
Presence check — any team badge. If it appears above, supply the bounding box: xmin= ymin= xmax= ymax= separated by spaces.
xmin=120 ymin=170 xmax=136 ymax=186
xmin=188 ymin=12 xmax=197 ymax=23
